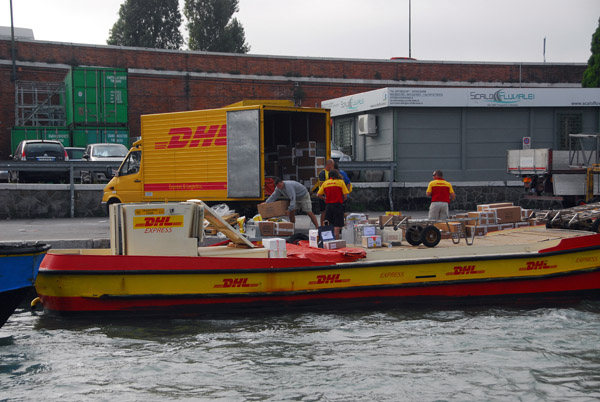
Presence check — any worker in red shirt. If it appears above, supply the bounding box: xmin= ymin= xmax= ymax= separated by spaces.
xmin=317 ymin=170 xmax=349 ymax=239
xmin=426 ymin=169 xmax=455 ymax=220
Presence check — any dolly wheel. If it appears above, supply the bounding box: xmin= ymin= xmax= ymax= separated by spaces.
xmin=421 ymin=225 xmax=441 ymax=248
xmin=406 ymin=226 xmax=423 ymax=246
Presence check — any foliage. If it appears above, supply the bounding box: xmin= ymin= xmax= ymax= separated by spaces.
xmin=582 ymin=18 xmax=600 ymax=88
xmin=107 ymin=0 xmax=183 ymax=50
xmin=184 ymin=0 xmax=250 ymax=53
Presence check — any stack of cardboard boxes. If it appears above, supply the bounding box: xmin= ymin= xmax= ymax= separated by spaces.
xmin=439 ymin=202 xmax=537 ymax=237
xmin=265 ymin=141 xmax=326 ymax=190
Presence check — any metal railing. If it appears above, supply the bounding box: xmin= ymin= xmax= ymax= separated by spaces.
xmin=0 ymin=161 xmax=122 ymax=218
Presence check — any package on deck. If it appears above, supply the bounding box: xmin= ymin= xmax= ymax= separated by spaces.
xmin=324 ymin=240 xmax=346 ymax=249
xmin=434 ymin=222 xmax=462 ymax=233
xmin=379 ymin=215 xmax=403 ymax=227
xmin=467 ymin=211 xmax=498 ymax=225
xmin=362 ymin=235 xmax=382 ymax=248
xmin=477 ymin=202 xmax=514 ymax=212
xmin=354 ymin=224 xmax=377 ymax=245
xmin=494 ymin=206 xmax=522 ymax=224
xmin=257 ymin=200 xmax=290 ymax=219
xmin=466 ymin=225 xmax=487 ymax=237
xmin=275 ymin=222 xmax=294 ymax=236
xmin=486 ymin=224 xmax=500 ymax=233
xmin=245 ymin=222 xmax=258 ymax=238
xmin=263 ymin=237 xmax=287 ymax=258
xmin=521 ymin=209 xmax=534 ymax=220
xmin=382 ymin=227 xmax=403 ymax=243
xmin=341 ymin=224 xmax=356 ymax=245
xmin=346 ymin=213 xmax=368 ymax=224
xmin=258 ymin=221 xmax=276 ymax=236
xmin=309 ymin=229 xmax=319 ymax=248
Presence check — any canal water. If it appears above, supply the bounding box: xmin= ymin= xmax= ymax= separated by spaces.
xmin=2 ymin=301 xmax=600 ymax=401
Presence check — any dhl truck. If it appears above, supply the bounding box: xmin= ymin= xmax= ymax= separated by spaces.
xmin=102 ymin=100 xmax=330 ymax=210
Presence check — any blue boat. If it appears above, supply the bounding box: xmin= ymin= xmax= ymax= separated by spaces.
xmin=0 ymin=242 xmax=50 ymax=328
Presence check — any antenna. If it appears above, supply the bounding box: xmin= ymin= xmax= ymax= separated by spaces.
xmin=543 ymin=36 xmax=546 ymax=63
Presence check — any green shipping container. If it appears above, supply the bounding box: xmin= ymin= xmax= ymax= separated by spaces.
xmin=64 ymin=67 xmax=128 ymax=126
xmin=72 ymin=127 xmax=130 ymax=148
xmin=11 ymin=127 xmax=71 ymax=154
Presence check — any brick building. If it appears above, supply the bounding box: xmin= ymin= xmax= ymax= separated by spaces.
xmin=0 ymin=38 xmax=587 ymax=159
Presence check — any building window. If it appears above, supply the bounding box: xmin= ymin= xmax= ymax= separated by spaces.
xmin=558 ymin=113 xmax=582 ymax=150
xmin=334 ymin=118 xmax=353 ymax=156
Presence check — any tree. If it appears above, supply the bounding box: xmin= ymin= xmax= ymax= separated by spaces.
xmin=107 ymin=0 xmax=183 ymax=50
xmin=184 ymin=0 xmax=250 ymax=53
xmin=582 ymin=18 xmax=600 ymax=88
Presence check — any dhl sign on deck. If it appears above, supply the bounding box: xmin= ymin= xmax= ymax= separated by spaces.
xmin=133 ymin=215 xmax=185 ymax=232
xmin=154 ymin=125 xmax=227 ymax=150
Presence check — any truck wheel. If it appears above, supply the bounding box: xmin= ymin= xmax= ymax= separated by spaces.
xmin=406 ymin=226 xmax=423 ymax=246
xmin=421 ymin=225 xmax=441 ymax=248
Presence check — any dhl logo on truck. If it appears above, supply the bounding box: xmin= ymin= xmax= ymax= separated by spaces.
xmin=133 ymin=215 xmax=184 ymax=232
xmin=155 ymin=125 xmax=227 ymax=150
xmin=308 ymin=274 xmax=350 ymax=285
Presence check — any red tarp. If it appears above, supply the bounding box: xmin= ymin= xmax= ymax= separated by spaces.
xmin=286 ymin=241 xmax=366 ymax=263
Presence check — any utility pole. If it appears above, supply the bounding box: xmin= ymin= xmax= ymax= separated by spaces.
xmin=408 ymin=0 xmax=412 ymax=59
xmin=10 ymin=0 xmax=18 ymax=82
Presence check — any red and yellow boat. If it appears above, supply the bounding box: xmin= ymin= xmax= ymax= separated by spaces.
xmin=34 ymin=216 xmax=600 ymax=316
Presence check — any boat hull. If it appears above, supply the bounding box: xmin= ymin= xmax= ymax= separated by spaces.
xmin=0 ymin=243 xmax=50 ymax=327
xmin=35 ymin=234 xmax=600 ymax=316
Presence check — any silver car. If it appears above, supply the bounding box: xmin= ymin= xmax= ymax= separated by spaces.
xmin=81 ymin=143 xmax=128 ymax=183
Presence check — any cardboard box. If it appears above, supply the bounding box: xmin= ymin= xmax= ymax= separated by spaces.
xmin=309 ymin=229 xmax=319 ymax=248
xmin=466 ymin=225 xmax=486 ymax=237
xmin=324 ymin=240 xmax=346 ymax=249
xmin=477 ymin=202 xmax=514 ymax=211
xmin=263 ymin=237 xmax=287 ymax=258
xmin=362 ymin=235 xmax=382 ymax=248
xmin=434 ymin=222 xmax=461 ymax=233
xmin=494 ymin=206 xmax=522 ymax=224
xmin=258 ymin=200 xmax=289 ymax=219
xmin=258 ymin=221 xmax=276 ymax=236
xmin=275 ymin=222 xmax=295 ymax=236
xmin=521 ymin=209 xmax=534 ymax=220
xmin=486 ymin=224 xmax=500 ymax=233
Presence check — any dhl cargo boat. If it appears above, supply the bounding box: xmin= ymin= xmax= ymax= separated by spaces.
xmin=33 ymin=201 xmax=600 ymax=316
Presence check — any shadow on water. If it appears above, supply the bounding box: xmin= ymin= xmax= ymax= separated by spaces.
xmin=27 ymin=298 xmax=600 ymax=343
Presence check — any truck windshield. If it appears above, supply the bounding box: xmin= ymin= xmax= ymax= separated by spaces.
xmin=93 ymin=145 xmax=128 ymax=158
xmin=119 ymin=150 xmax=141 ymax=176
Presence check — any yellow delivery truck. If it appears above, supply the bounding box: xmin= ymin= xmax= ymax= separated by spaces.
xmin=102 ymin=100 xmax=331 ymax=209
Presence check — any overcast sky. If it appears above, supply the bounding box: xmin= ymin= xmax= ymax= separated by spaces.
xmin=2 ymin=0 xmax=599 ymax=63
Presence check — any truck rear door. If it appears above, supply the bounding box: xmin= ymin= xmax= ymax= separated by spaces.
xmin=226 ymin=109 xmax=262 ymax=198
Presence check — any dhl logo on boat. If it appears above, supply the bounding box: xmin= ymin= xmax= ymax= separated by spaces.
xmin=308 ymin=274 xmax=350 ymax=285
xmin=154 ymin=125 xmax=227 ymax=150
xmin=446 ymin=265 xmax=485 ymax=276
xmin=214 ymin=278 xmax=259 ymax=288
xmin=518 ymin=260 xmax=557 ymax=271
xmin=133 ymin=215 xmax=184 ymax=233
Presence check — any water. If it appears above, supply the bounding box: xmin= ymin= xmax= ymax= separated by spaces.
xmin=2 ymin=302 xmax=600 ymax=402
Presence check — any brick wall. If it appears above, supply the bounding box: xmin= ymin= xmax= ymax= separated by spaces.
xmin=0 ymin=39 xmax=587 ymax=157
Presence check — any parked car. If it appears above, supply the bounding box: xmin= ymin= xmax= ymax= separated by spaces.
xmin=65 ymin=147 xmax=85 ymax=161
xmin=9 ymin=140 xmax=69 ymax=183
xmin=331 ymin=144 xmax=351 ymax=162
xmin=81 ymin=143 xmax=128 ymax=183
xmin=65 ymin=147 xmax=85 ymax=182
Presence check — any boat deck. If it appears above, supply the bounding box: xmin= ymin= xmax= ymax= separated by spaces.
xmin=359 ymin=227 xmax=590 ymax=262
